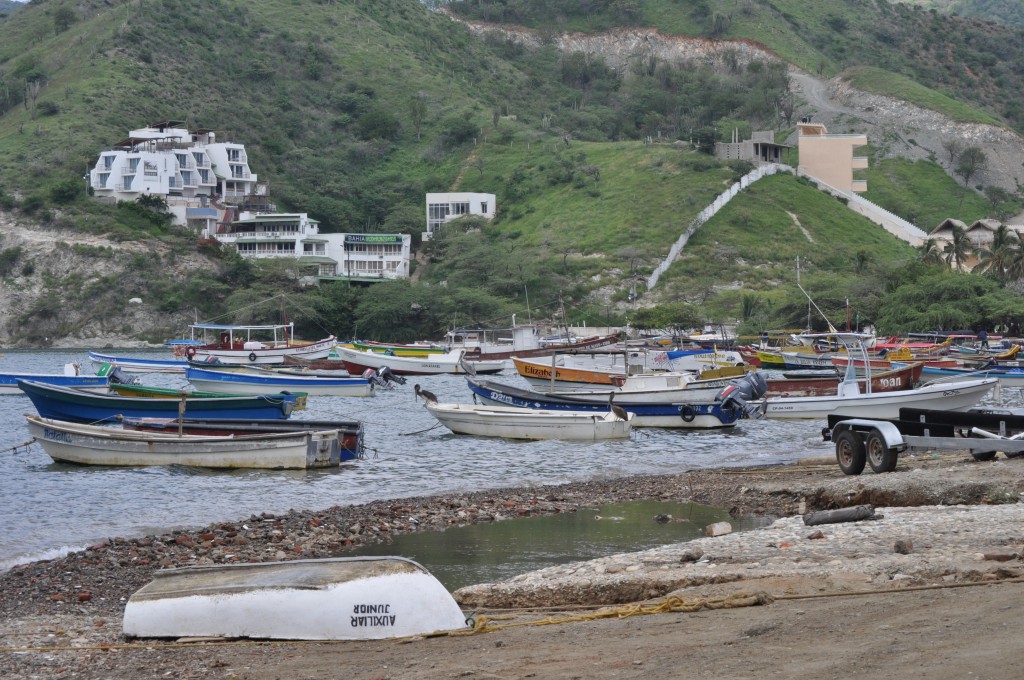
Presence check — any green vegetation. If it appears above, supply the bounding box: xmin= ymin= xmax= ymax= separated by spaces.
xmin=0 ymin=0 xmax=1023 ymax=342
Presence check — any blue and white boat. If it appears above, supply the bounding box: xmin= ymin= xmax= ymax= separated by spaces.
xmin=0 ymin=363 xmax=108 ymax=395
xmin=88 ymin=351 xmax=187 ymax=373
xmin=909 ymin=362 xmax=1024 ymax=388
xmin=465 ymin=378 xmax=749 ymax=429
xmin=185 ymin=366 xmax=374 ymax=397
xmin=17 ymin=380 xmax=297 ymax=423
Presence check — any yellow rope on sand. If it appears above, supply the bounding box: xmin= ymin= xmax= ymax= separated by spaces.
xmin=461 ymin=591 xmax=774 ymax=635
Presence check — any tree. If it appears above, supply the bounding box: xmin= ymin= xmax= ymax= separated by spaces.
xmin=409 ymin=94 xmax=427 ymax=141
xmin=973 ymin=225 xmax=1020 ymax=281
xmin=53 ymin=6 xmax=76 ymax=35
xmin=955 ymin=146 xmax=988 ymax=187
xmin=942 ymin=225 xmax=973 ymax=271
xmin=942 ymin=139 xmax=964 ymax=164
xmin=917 ymin=238 xmax=945 ymax=266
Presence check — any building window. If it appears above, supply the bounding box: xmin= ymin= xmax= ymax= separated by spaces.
xmin=452 ymin=202 xmax=469 ymax=215
xmin=481 ymin=202 xmax=488 ymax=213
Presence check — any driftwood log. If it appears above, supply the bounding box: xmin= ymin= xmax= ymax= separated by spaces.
xmin=802 ymin=504 xmax=878 ymax=526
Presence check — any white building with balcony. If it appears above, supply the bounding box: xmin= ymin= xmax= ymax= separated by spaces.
xmin=211 ymin=211 xmax=411 ymax=282
xmin=425 ymin=192 xmax=496 ymax=240
xmin=88 ymin=120 xmax=266 ymax=231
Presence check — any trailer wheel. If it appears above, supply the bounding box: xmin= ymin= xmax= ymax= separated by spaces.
xmin=971 ymin=451 xmax=998 ymax=462
xmin=834 ymin=430 xmax=866 ymax=475
xmin=865 ymin=431 xmax=898 ymax=473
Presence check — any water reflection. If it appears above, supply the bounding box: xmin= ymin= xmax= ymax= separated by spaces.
xmin=345 ymin=500 xmax=774 ymax=590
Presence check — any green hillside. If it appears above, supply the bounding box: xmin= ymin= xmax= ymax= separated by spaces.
xmin=0 ymin=0 xmax=1022 ymax=342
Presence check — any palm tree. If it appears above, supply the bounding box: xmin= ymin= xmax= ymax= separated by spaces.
xmin=943 ymin=225 xmax=972 ymax=272
xmin=918 ymin=238 xmax=945 ymax=265
xmin=972 ymin=225 xmax=1019 ymax=280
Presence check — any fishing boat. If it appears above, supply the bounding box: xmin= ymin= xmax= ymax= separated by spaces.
xmin=910 ymin=362 xmax=1024 ymax=388
xmin=183 ymin=322 xmax=336 ymax=365
xmin=755 ymin=349 xmax=835 ymax=371
xmin=120 ymin=416 xmax=364 ymax=461
xmin=762 ymin=333 xmax=997 ymax=419
xmin=511 ymin=355 xmax=627 ymax=388
xmin=422 ymin=401 xmax=633 ymax=440
xmin=17 ymin=380 xmax=297 ymax=423
xmin=645 ymin=347 xmax=748 ymax=372
xmin=465 ymin=377 xmax=760 ymax=429
xmin=185 ymin=365 xmax=375 ymax=397
xmin=106 ymin=382 xmax=309 ymax=409
xmin=333 ymin=345 xmax=506 ymax=376
xmin=25 ymin=415 xmax=351 ymax=469
xmin=349 ymin=340 xmax=449 ymax=357
xmin=766 ymin=362 xmax=924 ymax=398
xmin=0 ymin=363 xmax=108 ymax=395
xmin=122 ymin=556 xmax=468 ymax=640
xmin=532 ymin=371 xmax=733 ymax=402
xmin=443 ymin=325 xmax=620 ymax=361
xmin=87 ymin=351 xmax=187 ymax=373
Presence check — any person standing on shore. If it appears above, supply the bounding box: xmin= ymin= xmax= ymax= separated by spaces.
xmin=978 ymin=329 xmax=989 ymax=349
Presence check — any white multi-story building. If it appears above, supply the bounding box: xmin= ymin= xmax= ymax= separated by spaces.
xmin=88 ymin=120 xmax=266 ymax=231
xmin=425 ymin=192 xmax=496 ymax=240
xmin=212 ymin=211 xmax=411 ymax=282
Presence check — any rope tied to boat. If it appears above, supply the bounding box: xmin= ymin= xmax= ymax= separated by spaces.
xmin=459 ymin=591 xmax=774 ymax=635
xmin=3 ymin=438 xmax=37 ymax=455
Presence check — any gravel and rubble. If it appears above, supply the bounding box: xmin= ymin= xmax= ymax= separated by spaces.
xmin=1 ymin=451 xmax=1022 ymax=679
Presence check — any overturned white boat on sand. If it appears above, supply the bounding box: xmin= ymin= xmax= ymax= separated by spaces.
xmin=122 ymin=556 xmax=468 ymax=640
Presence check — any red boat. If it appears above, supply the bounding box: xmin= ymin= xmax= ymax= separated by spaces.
xmin=765 ymin=362 xmax=924 ymax=398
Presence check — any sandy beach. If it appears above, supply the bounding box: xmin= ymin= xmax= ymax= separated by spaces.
xmin=2 ymin=450 xmax=1023 ymax=679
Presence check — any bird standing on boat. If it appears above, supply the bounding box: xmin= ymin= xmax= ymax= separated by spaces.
xmin=414 ymin=384 xmax=438 ymax=403
xmin=608 ymin=393 xmax=629 ymax=422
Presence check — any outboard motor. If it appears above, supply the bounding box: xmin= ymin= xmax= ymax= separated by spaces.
xmin=716 ymin=372 xmax=768 ymax=419
xmin=106 ymin=365 xmax=140 ymax=386
xmin=377 ymin=365 xmax=407 ymax=385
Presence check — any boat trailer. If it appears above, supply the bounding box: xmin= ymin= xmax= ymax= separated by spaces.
xmin=824 ymin=407 xmax=1024 ymax=475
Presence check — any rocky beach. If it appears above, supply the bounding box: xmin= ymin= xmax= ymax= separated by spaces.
xmin=2 ymin=450 xmax=1023 ymax=679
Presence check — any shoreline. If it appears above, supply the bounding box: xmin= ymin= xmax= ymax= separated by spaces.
xmin=2 ymin=451 xmax=1023 ymax=678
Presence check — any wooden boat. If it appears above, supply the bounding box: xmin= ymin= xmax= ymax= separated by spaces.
xmin=766 ymin=362 xmax=924 ymax=398
xmin=511 ymin=356 xmax=627 ymax=388
xmin=465 ymin=378 xmax=749 ymax=429
xmin=184 ymin=322 xmax=336 ymax=366
xmin=25 ymin=415 xmax=351 ymax=468
xmin=120 ymin=417 xmax=364 ymax=461
xmin=122 ymin=556 xmax=468 ymax=640
xmin=282 ymin=354 xmax=350 ymax=371
xmin=911 ymin=362 xmax=1024 ymax=388
xmin=17 ymin=380 xmax=297 ymax=423
xmin=423 ymin=401 xmax=633 ymax=440
xmin=333 ymin=345 xmax=506 ymax=376
xmin=763 ymin=377 xmax=997 ymax=419
xmin=185 ymin=365 xmax=374 ymax=397
xmin=444 ymin=325 xmax=620 ymax=361
xmin=533 ymin=371 xmax=732 ymax=403
xmin=756 ymin=350 xmax=835 ymax=371
xmin=644 ymin=348 xmax=747 ymax=372
xmin=350 ymin=340 xmax=448 ymax=357
xmin=88 ymin=351 xmax=187 ymax=373
xmin=107 ymin=382 xmax=309 ymax=410
xmin=0 ymin=363 xmax=108 ymax=395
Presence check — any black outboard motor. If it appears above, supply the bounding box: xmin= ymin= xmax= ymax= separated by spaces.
xmin=377 ymin=365 xmax=407 ymax=385
xmin=362 ymin=366 xmax=407 ymax=390
xmin=715 ymin=372 xmax=768 ymax=419
xmin=106 ymin=365 xmax=140 ymax=386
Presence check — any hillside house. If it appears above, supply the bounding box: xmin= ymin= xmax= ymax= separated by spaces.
xmin=211 ymin=211 xmax=411 ymax=282
xmin=715 ymin=130 xmax=790 ymax=165
xmin=425 ymin=192 xmax=496 ymax=240
xmin=88 ymin=121 xmax=265 ymax=231
xmin=797 ymin=119 xmax=868 ymax=193
xmin=927 ymin=218 xmax=1024 ymax=270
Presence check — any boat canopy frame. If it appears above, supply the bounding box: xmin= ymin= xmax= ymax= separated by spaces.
xmin=189 ymin=322 xmax=295 ymax=348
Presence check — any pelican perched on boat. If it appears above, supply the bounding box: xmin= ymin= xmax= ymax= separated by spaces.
xmin=607 ymin=393 xmax=629 ymax=422
xmin=414 ymin=384 xmax=438 ymax=403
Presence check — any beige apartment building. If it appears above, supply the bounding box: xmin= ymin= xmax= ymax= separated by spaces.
xmin=796 ymin=119 xmax=868 ymax=193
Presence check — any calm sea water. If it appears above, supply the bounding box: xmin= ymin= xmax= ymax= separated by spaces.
xmin=0 ymin=348 xmax=943 ymax=571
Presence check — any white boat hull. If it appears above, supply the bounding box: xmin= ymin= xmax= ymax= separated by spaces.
xmin=26 ymin=416 xmax=345 ymax=469
xmin=192 ymin=337 xmax=336 ymax=365
xmin=763 ymin=378 xmax=997 ymax=419
xmin=425 ymin=402 xmax=633 ymax=440
xmin=335 ymin=346 xmax=508 ymax=375
xmin=123 ymin=557 xmax=468 ymax=640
